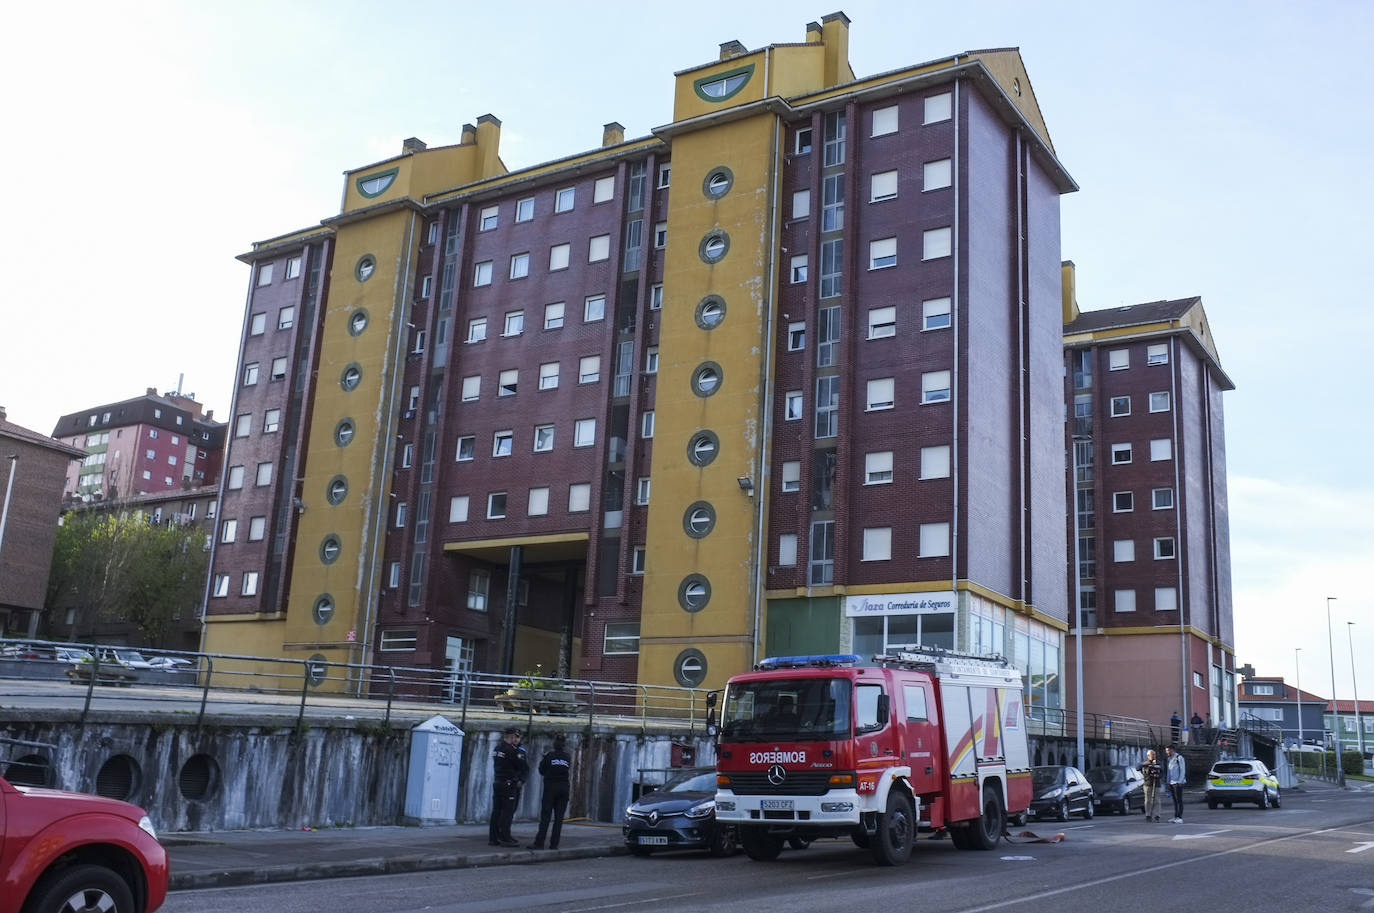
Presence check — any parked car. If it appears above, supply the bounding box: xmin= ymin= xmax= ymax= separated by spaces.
xmin=97 ymin=649 xmax=154 ymax=670
xmin=1028 ymin=765 xmax=1095 ymax=821
xmin=1087 ymin=765 xmax=1145 ymax=814
xmin=0 ymin=773 xmax=168 ymax=913
xmin=623 ymin=767 xmax=736 ymax=857
xmin=1206 ymin=759 xmax=1280 ymax=809
xmin=146 ymin=656 xmax=194 ymax=671
xmin=55 ymin=647 xmax=94 ymax=664
xmin=0 ymin=643 xmax=57 ymax=660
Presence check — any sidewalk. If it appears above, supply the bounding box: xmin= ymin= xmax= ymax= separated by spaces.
xmin=165 ymin=820 xmax=627 ymax=891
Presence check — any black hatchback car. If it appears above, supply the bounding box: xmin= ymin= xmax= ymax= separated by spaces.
xmin=1086 ymin=765 xmax=1145 ymax=815
xmin=1029 ymin=765 xmax=1095 ymax=821
xmin=623 ymin=767 xmax=735 ymax=857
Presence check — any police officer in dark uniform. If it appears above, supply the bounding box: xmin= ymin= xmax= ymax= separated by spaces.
xmin=488 ymin=727 xmax=527 ymax=847
xmin=529 ymin=734 xmax=572 ymax=849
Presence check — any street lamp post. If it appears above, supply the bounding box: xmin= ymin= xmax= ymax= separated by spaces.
xmin=1295 ymin=647 xmax=1303 ymax=751
xmin=1349 ymin=622 xmax=1364 ymax=764
xmin=1070 ymin=439 xmax=1085 ymax=773
xmin=1327 ymin=596 xmax=1344 ymax=786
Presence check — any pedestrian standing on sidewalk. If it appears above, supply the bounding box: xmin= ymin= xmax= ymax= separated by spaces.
xmin=489 ymin=727 xmax=527 ymax=848
xmin=1190 ymin=711 xmax=1204 ymax=745
xmin=1140 ymin=749 xmax=1163 ymax=821
xmin=1166 ymin=744 xmax=1186 ymax=823
xmin=529 ymin=734 xmax=572 ymax=850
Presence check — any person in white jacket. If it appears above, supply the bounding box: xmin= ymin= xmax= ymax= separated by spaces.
xmin=1166 ymin=744 xmax=1187 ymax=823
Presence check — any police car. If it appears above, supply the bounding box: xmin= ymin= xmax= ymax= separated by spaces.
xmin=1205 ymin=759 xmax=1280 ymax=809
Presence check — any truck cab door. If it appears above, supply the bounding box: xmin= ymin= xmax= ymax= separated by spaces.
xmin=901 ymin=682 xmax=940 ymax=795
xmin=854 ymin=683 xmax=899 ymax=782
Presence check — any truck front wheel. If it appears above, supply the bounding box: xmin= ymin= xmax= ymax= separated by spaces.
xmin=967 ymin=785 xmax=1005 ymax=850
xmin=740 ymin=826 xmax=784 ymax=861
xmin=871 ymin=791 xmax=915 ymax=866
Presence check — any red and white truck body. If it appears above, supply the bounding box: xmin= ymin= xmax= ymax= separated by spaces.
xmin=712 ymin=650 xmax=1031 ymax=864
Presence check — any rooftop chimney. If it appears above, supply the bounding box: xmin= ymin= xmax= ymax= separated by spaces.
xmin=805 ymin=20 xmax=822 ymax=42
xmin=460 ymin=123 xmax=477 ymax=145
xmin=719 ymin=40 xmax=747 ymax=60
xmin=602 ymin=122 xmax=625 ymax=147
xmin=474 ymin=114 xmax=503 ymax=178
xmin=401 ymin=137 xmax=428 ymax=154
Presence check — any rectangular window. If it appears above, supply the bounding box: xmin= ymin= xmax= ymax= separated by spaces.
xmin=212 ymin=574 xmax=229 ymax=597
xmin=250 ymin=313 xmax=266 ymax=335
xmin=817 ymin=306 xmax=840 ymax=366
xmin=923 ymin=227 xmax=952 ymax=260
xmin=871 ymin=104 xmax=898 ymax=136
xmin=412 ymin=329 xmax=426 ymax=353
xmin=870 ymin=170 xmax=898 ymax=202
xmin=568 ymin=482 xmax=591 ymax=512
xmin=420 ymin=276 xmax=432 ymax=298
xmin=273 ymin=306 xmax=294 ymax=332
xmin=378 ymin=630 xmax=417 ymax=652
xmin=235 ymin=414 xmax=251 ymax=437
xmin=242 ymin=571 xmax=259 ymax=596
xmin=644 ymin=346 xmax=658 ymax=374
xmin=227 ymin=465 xmax=244 ymax=489
xmin=790 ymin=255 xmax=808 ymax=284
xmin=866 ymin=377 xmax=895 ymax=410
xmin=544 ymin=301 xmax=564 ymax=330
xmin=509 ymin=252 xmax=530 ymax=279
xmin=1147 ymin=343 xmax=1169 ymax=365
xmin=538 ymin=361 xmax=559 ymax=389
xmin=819 ymin=238 xmax=842 ymax=298
xmin=473 ymin=260 xmax=493 ymax=286
xmin=395 ymin=502 xmax=407 ymax=528
xmin=1113 ymin=539 xmax=1135 ymax=562
xmin=584 ymin=294 xmax=606 ymax=322
xmin=1155 ymin=587 xmax=1178 ymax=611
xmin=1111 ymin=443 xmax=1132 ymax=464
xmin=809 ymin=520 xmax=835 ymax=585
xmin=588 ymin=234 xmax=610 ymax=261
xmin=781 ymin=460 xmax=801 ymax=492
xmin=865 ymin=450 xmax=894 ymax=484
xmin=1111 ymin=395 xmax=1131 ymax=417
xmin=869 ymin=237 xmax=897 ymax=269
xmin=863 ymin=527 xmax=892 ymax=561
xmin=921 ymin=370 xmax=951 ymax=404
xmin=922 ymin=297 xmax=952 ymax=331
xmin=923 ymin=158 xmax=952 ymax=191
xmin=257 ymin=263 xmax=273 ymax=286
xmin=631 ymin=547 xmax=646 ymax=575
xmin=574 ymin=418 xmax=596 ymax=447
xmin=1115 ymin=589 xmax=1136 ymax=613
xmin=461 ymin=375 xmax=480 ymax=401
xmin=533 ymin=424 xmax=555 ymax=452
xmin=503 ymin=310 xmax=524 ymax=337
xmin=657 ymin=163 xmax=671 ymax=188
xmin=479 ymin=205 xmax=499 ymax=231
xmin=593 ymin=175 xmax=615 ymax=203
xmin=636 ymin=477 xmax=651 ymax=505
xmin=1150 ymin=438 xmax=1172 ymax=461
xmin=788 ymin=321 xmax=806 ymax=351
xmin=449 ymin=495 xmax=469 ymax=522
xmin=650 ymin=284 xmax=663 ymax=310
xmin=1149 ymin=391 xmax=1171 ymax=413
xmin=784 ymin=390 xmax=803 ymax=421
xmin=821 ymin=173 xmax=844 ymax=231
xmin=1152 ymin=487 xmax=1174 ymax=510
xmin=492 ymin=430 xmax=514 ymax=457
xmin=549 ymin=243 xmax=570 ymax=271
xmin=515 ymin=197 xmax=534 ymax=222
xmin=822 ymin=110 xmax=846 ymax=166
xmin=641 ymin=410 xmax=655 ymax=438
xmin=220 ymin=519 xmax=237 ymax=543
xmin=400 ymin=443 xmax=413 ymax=468
xmin=487 ymin=492 xmax=507 ymax=519
xmin=794 ymin=127 xmax=813 ymax=155
xmin=814 ymin=376 xmax=839 ymax=438
xmin=1154 ymin=537 xmax=1176 ymax=559
xmin=467 ymin=317 xmax=487 ymax=343
xmin=579 ymin=355 xmax=600 ymax=383
xmin=1108 ymin=348 xmax=1129 ymax=370
xmin=604 ymin=622 xmax=641 ymax=654
xmin=498 ymin=369 xmax=518 ymax=396
xmin=924 ymin=91 xmax=952 ymax=124
xmin=654 ymin=222 xmax=667 ymax=249
xmin=919 ymin=522 xmax=950 ymax=557
xmin=455 ymin=435 xmax=475 ymax=461
xmin=255 ymin=462 xmax=272 ymax=486
xmin=271 ymin=357 xmax=287 ymax=380
xmin=243 ymin=363 xmax=259 ymax=386
xmin=467 ymin=569 xmax=489 ymax=609
xmin=528 ymin=486 xmax=550 ymax=516
xmin=792 ymin=189 xmax=810 ymax=219
xmin=778 ymin=533 xmax=798 ymax=566
xmin=920 ymin=444 xmax=951 ymax=479
xmin=867 ymin=306 xmax=896 ymax=339
xmin=1113 ymin=491 xmax=1133 ymax=512
xmin=555 ymin=187 xmax=575 ymax=212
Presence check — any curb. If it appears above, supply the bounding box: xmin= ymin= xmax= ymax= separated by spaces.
xmin=168 ymin=844 xmax=628 ymax=891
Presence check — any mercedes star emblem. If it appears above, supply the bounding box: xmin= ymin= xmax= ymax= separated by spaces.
xmin=767 ymin=763 xmax=787 ymax=786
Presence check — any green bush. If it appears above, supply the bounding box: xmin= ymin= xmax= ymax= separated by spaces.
xmin=1340 ymin=749 xmax=1365 ymax=777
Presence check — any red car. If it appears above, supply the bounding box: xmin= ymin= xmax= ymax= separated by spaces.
xmin=0 ymin=774 xmax=167 ymax=913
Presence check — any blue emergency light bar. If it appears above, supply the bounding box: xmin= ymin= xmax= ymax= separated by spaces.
xmin=756 ymin=654 xmax=863 ymax=670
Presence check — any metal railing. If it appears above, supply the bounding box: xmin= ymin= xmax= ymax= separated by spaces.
xmin=0 ymin=637 xmax=711 ymax=733
xmin=1025 ymin=704 xmax=1159 ymax=746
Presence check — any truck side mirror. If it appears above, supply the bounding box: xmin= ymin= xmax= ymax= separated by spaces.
xmin=706 ymin=690 xmax=719 ymax=738
xmin=876 ymin=693 xmax=890 ymax=724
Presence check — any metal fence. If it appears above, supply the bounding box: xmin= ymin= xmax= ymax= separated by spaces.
xmin=0 ymin=637 xmax=711 ymax=733
xmin=1025 ymin=704 xmax=1159 ymax=746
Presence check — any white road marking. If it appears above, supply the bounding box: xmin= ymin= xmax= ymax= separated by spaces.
xmin=1348 ymin=841 xmax=1374 ymax=854
xmin=1352 ymin=887 xmax=1374 ymax=910
xmin=1172 ymin=829 xmax=1231 ymax=841
xmin=806 ymin=869 xmax=865 ymax=880
xmin=566 ymin=893 xmax=701 ymax=913
xmin=1000 ymin=855 xmax=1035 ymax=861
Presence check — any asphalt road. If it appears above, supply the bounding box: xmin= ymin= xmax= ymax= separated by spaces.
xmin=161 ymin=786 xmax=1374 ymax=913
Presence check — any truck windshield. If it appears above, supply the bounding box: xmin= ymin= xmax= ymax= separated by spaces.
xmin=719 ymin=677 xmax=850 ymax=742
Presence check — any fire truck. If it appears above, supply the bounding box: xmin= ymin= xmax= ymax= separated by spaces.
xmin=710 ymin=649 xmax=1031 ymax=865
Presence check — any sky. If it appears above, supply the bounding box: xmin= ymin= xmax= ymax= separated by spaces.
xmin=1 ymin=0 xmax=1369 ymax=700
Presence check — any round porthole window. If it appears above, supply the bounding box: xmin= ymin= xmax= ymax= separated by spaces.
xmin=683 ymin=501 xmax=716 ymax=538
xmin=686 ymin=431 xmax=719 ymax=467
xmin=694 ymin=295 xmax=726 ymax=330
xmin=319 ymin=534 xmax=342 ymax=565
xmin=674 ymin=648 xmax=708 ymax=687
xmin=178 ymin=754 xmax=220 ymax=801
xmin=702 ymin=166 xmax=734 ymax=199
xmin=678 ymin=574 xmax=712 ymax=613
xmin=334 ymin=419 xmax=355 ymax=447
xmin=699 ymin=231 xmax=730 ymax=264
xmin=306 ymin=653 xmax=329 ymax=687
xmin=340 ymin=363 xmax=362 ymax=392
xmin=355 ymin=255 xmax=377 ymax=282
xmin=312 ymin=594 xmax=335 ymax=625
xmin=691 ymin=362 xmax=723 ymax=397
xmin=95 ymin=755 xmax=141 ymax=802
xmin=326 ymin=475 xmax=348 ymax=506
xmin=348 ymin=309 xmax=370 ymax=336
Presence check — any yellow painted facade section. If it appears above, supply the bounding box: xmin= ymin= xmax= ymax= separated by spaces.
xmin=672 ymin=51 xmax=771 ymax=123
xmin=342 ymin=120 xmax=505 ymax=214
